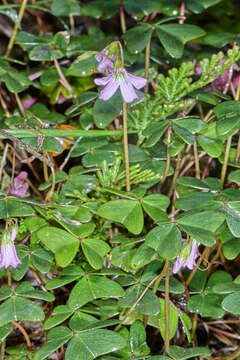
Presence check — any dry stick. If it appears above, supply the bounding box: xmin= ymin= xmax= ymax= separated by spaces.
xmin=5 ymin=0 xmax=28 ymax=57
xmin=54 ymin=58 xmax=76 ymax=98
xmin=164 ymin=261 xmax=170 ymax=351
xmin=122 ymin=100 xmax=130 ymax=192
xmin=204 ymin=346 xmax=240 ymax=360
xmin=12 ymin=321 xmax=32 ymax=350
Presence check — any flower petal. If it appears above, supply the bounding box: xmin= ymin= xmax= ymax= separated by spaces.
xmin=119 ymin=78 xmax=138 ymax=103
xmin=99 ymin=76 xmax=120 ymax=101
xmin=94 ymin=74 xmax=112 ymax=86
xmin=172 ymin=257 xmax=184 ymax=274
xmin=125 ymin=71 xmax=147 ymax=90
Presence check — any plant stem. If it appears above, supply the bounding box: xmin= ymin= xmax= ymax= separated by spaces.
xmin=193 ymin=137 xmax=200 ymax=179
xmin=0 ymin=340 xmax=6 ymax=360
xmin=15 ymin=93 xmax=25 ymax=117
xmin=5 ymin=0 xmax=28 ymax=57
xmin=160 ymin=126 xmax=171 ymax=184
xmin=12 ymin=322 xmax=32 ymax=350
xmin=144 ymin=38 xmax=151 ymax=93
xmin=115 ymin=269 xmax=166 ymax=332
xmin=69 ymin=15 xmax=75 ymax=35
xmin=119 ymin=6 xmax=126 ymax=34
xmin=0 ymin=128 xmax=137 ymax=139
xmin=220 ymin=134 xmax=232 ymax=184
xmin=122 ymin=100 xmax=130 ymax=192
xmin=164 ymin=261 xmax=170 ymax=351
xmin=153 ymin=261 xmax=169 ymax=293
xmin=54 ymin=58 xmax=76 ymax=98
xmin=167 ymin=151 xmax=181 ymax=198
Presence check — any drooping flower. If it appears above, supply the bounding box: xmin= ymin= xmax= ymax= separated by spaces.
xmin=95 ymin=47 xmax=116 ymax=73
xmin=173 ymin=241 xmax=199 ymax=274
xmin=94 ymin=67 xmax=146 ymax=103
xmin=0 ymin=227 xmax=21 ymax=269
xmin=8 ymin=171 xmax=28 ymax=198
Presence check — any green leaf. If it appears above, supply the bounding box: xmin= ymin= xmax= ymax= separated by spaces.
xmin=93 ymin=92 xmax=122 ymax=128
xmin=214 ymin=101 xmax=240 ymax=136
xmin=148 ymin=299 xmax=178 ymax=340
xmin=203 ymin=32 xmax=235 ymax=47
xmin=142 ymin=194 xmax=170 ymax=223
xmin=0 ymin=297 xmax=44 ymax=326
xmin=0 ymin=199 xmax=34 ymax=219
xmin=178 ymin=211 xmax=225 ymax=232
xmin=15 ymin=282 xmax=55 ymax=302
xmin=37 ymin=227 xmax=79 ymax=267
xmin=51 ymin=0 xmax=81 ymax=16
xmin=81 ymin=0 xmax=120 ymax=19
xmin=226 ymin=214 xmax=240 ymax=238
xmin=0 ymin=323 xmax=13 ymax=343
xmin=146 ymin=224 xmax=181 ymax=260
xmin=34 ymin=327 xmax=73 ymax=360
xmin=31 ymin=247 xmax=54 ymax=273
xmin=81 ymin=238 xmax=110 ymax=269
xmin=175 ymin=192 xmax=214 ymax=211
xmin=223 ymin=239 xmax=240 ymax=260
xmin=222 ymin=292 xmax=240 ymax=315
xmin=119 ymin=284 xmax=160 ymax=316
xmin=44 ymin=305 xmax=73 ymax=330
xmin=167 ymin=346 xmax=211 ymax=359
xmin=0 ymin=286 xmax=12 ymax=301
xmin=177 ymin=211 xmax=225 ymax=245
xmin=197 ymin=135 xmax=223 ymax=157
xmin=123 ymin=24 xmax=152 ymax=53
xmin=228 ymin=169 xmax=240 ymax=184
xmin=66 ymin=329 xmax=126 ymax=360
xmin=10 ymin=246 xmax=30 ymax=281
xmin=187 ymin=294 xmax=225 ymax=318
xmin=68 ymin=275 xmax=124 ymax=310
xmin=129 ymin=320 xmax=150 ymax=356
xmin=98 ymin=199 xmax=144 ymax=235
xmin=156 ymin=24 xmax=205 ymax=58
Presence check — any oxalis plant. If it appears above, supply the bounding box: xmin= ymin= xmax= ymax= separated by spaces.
xmin=0 ymin=0 xmax=240 ymax=359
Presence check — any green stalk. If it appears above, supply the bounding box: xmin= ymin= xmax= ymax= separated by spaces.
xmin=144 ymin=37 xmax=151 ymax=94
xmin=164 ymin=261 xmax=170 ymax=351
xmin=0 ymin=128 xmax=137 ymax=139
xmin=5 ymin=0 xmax=28 ymax=57
xmin=122 ymin=100 xmax=130 ymax=192
xmin=220 ymin=134 xmax=232 ymax=184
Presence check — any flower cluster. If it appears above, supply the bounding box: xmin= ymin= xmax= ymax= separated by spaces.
xmin=94 ymin=47 xmax=146 ymax=103
xmin=173 ymin=241 xmax=199 ymax=274
xmin=0 ymin=227 xmax=21 ymax=269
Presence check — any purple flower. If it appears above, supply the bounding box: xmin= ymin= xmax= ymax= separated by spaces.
xmin=95 ymin=48 xmax=116 ymax=73
xmin=22 ymin=97 xmax=36 ymax=109
xmin=0 ymin=227 xmax=21 ymax=269
xmin=173 ymin=242 xmax=199 ymax=274
xmin=196 ymin=60 xmax=240 ymax=93
xmin=8 ymin=172 xmax=28 ymax=198
xmin=94 ymin=68 xmax=146 ymax=103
